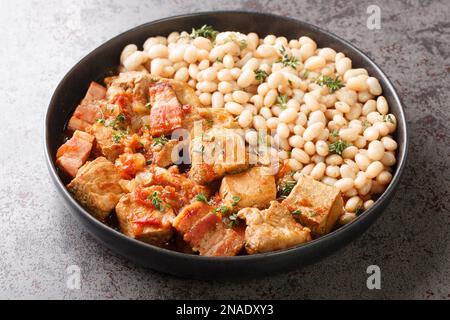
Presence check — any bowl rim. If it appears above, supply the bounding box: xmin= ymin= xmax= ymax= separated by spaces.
xmin=45 ymin=10 xmax=409 ymax=262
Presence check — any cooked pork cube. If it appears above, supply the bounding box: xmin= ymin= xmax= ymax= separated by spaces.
xmin=238 ymin=201 xmax=312 ymax=254
xmin=67 ymin=157 xmax=123 ymax=220
xmin=116 ymin=186 xmax=176 ymax=245
xmin=88 ymin=123 xmax=124 ymax=161
xmin=173 ymin=202 xmax=212 ymax=234
xmin=68 ymin=82 xmax=106 ymax=132
xmin=189 ymin=127 xmax=249 ymax=184
xmin=219 ymin=167 xmax=276 ymax=210
xmin=132 ymin=166 xmax=209 ymax=211
xmin=282 ymin=174 xmax=344 ymax=235
xmin=56 ymin=130 xmax=94 ymax=177
xmin=174 ymin=202 xmax=245 ymax=256
xmin=152 ymin=140 xmax=180 ymax=167
xmin=148 ymin=82 xmax=183 ymax=136
xmin=105 ymin=71 xmax=152 ymax=101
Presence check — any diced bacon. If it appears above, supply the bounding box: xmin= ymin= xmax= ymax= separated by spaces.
xmin=148 ymin=82 xmax=183 ymax=136
xmin=173 ymin=202 xmax=211 ymax=234
xmin=56 ymin=130 xmax=94 ymax=177
xmin=173 ymin=202 xmax=245 ymax=256
xmin=67 ymin=82 xmax=106 ymax=132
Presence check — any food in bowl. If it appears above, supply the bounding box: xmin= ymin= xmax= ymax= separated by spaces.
xmin=55 ymin=25 xmax=398 ymax=256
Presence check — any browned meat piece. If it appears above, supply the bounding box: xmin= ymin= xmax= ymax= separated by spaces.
xmin=132 ymin=166 xmax=209 ymax=211
xmin=67 ymin=82 xmax=106 ymax=132
xmin=56 ymin=130 xmax=94 ymax=177
xmin=219 ymin=167 xmax=276 ymax=210
xmin=189 ymin=127 xmax=249 ymax=185
xmin=281 ymin=175 xmax=344 ymax=236
xmin=148 ymin=82 xmax=184 ymax=136
xmin=116 ymin=186 xmax=176 ymax=245
xmin=173 ymin=202 xmax=245 ymax=256
xmin=88 ymin=123 xmax=124 ymax=161
xmin=104 ymin=71 xmax=153 ymax=102
xmin=238 ymin=201 xmax=311 ymax=254
xmin=152 ymin=140 xmax=181 ymax=167
xmin=67 ymin=157 xmax=124 ymax=220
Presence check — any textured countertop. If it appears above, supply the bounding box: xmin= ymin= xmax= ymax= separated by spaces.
xmin=0 ymin=0 xmax=448 ymax=299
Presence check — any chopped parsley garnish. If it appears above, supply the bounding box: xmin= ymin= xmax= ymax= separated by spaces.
xmin=145 ymin=102 xmax=152 ymax=110
xmin=215 ymin=205 xmax=229 ymax=214
xmin=96 ymin=118 xmax=105 ymax=124
xmin=278 ymin=46 xmax=299 ymax=68
xmin=146 ymin=160 xmax=153 ymax=165
xmin=330 ymin=129 xmax=340 ymax=137
xmin=362 ymin=120 xmax=370 ymax=130
xmin=112 ymin=130 xmax=126 ymax=144
xmin=316 ymin=75 xmax=344 ymax=93
xmin=152 ymin=135 xmax=169 ymax=147
xmin=228 ymin=213 xmax=240 ymax=227
xmin=231 ymin=196 xmax=241 ymax=207
xmin=190 ymin=25 xmax=219 ymax=41
xmin=195 ymin=193 xmax=209 ymax=203
xmin=278 ymin=95 xmax=289 ymax=109
xmin=214 ymin=57 xmax=222 ymax=63
xmin=238 ymin=39 xmax=248 ymax=50
xmin=300 ymin=70 xmax=309 ymax=79
xmin=116 ymin=113 xmax=126 ymax=122
xmin=292 ymin=209 xmax=302 ymax=215
xmin=148 ymin=191 xmax=164 ymax=211
xmin=254 ymin=69 xmax=269 ymax=82
xmin=278 ymin=180 xmax=296 ymax=199
xmin=307 ymin=210 xmax=317 ymax=217
xmin=383 ymin=114 xmax=394 ymax=123
xmin=329 ymin=140 xmax=351 ymax=155
xmin=355 ymin=207 xmax=364 ymax=216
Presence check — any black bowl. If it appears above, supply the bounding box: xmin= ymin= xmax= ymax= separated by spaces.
xmin=45 ymin=11 xmax=408 ymax=279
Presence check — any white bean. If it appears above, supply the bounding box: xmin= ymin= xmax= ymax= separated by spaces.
xmin=366 ymin=161 xmax=384 ymax=179
xmin=335 ymin=178 xmax=354 ymax=192
xmin=368 ymin=140 xmax=385 ymax=161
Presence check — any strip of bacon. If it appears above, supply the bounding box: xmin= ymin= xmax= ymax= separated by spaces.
xmin=56 ymin=130 xmax=94 ymax=177
xmin=68 ymin=82 xmax=106 ymax=132
xmin=148 ymin=82 xmax=183 ymax=136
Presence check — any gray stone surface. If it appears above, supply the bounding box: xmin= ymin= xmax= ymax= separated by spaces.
xmin=0 ymin=0 xmax=448 ymax=299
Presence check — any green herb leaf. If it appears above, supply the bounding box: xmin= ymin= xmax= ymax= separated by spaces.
xmin=254 ymin=69 xmax=269 ymax=82
xmin=145 ymin=102 xmax=152 ymax=110
xmin=278 ymin=180 xmax=296 ymax=199
xmin=355 ymin=207 xmax=364 ymax=216
xmin=278 ymin=94 xmax=289 ymax=109
xmin=231 ymin=196 xmax=241 ymax=207
xmin=307 ymin=210 xmax=317 ymax=217
xmin=292 ymin=209 xmax=302 ymax=215
xmin=195 ymin=193 xmax=208 ymax=203
xmin=383 ymin=114 xmax=394 ymax=124
xmin=278 ymin=46 xmax=299 ymax=68
xmin=239 ymin=39 xmax=248 ymax=50
xmin=112 ymin=130 xmax=126 ymax=144
xmin=146 ymin=160 xmax=153 ymax=165
xmin=329 ymin=140 xmax=351 ymax=155
xmin=190 ymin=25 xmax=219 ymax=41
xmin=152 ymin=135 xmax=169 ymax=147
xmin=362 ymin=120 xmax=370 ymax=131
xmin=215 ymin=205 xmax=229 ymax=214
xmin=148 ymin=191 xmax=164 ymax=211
xmin=330 ymin=129 xmax=340 ymax=137
xmin=228 ymin=213 xmax=240 ymax=227
xmin=316 ymin=75 xmax=344 ymax=93
xmin=96 ymin=118 xmax=105 ymax=124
